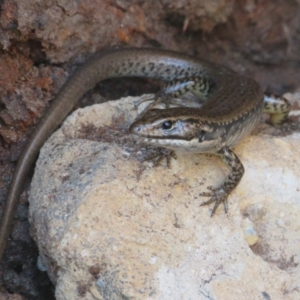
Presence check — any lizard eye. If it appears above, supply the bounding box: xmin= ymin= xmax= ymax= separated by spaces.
xmin=199 ymin=130 xmax=206 ymax=142
xmin=161 ymin=120 xmax=173 ymax=130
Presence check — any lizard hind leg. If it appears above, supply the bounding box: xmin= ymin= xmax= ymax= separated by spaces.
xmin=135 ymin=76 xmax=214 ymax=119
xmin=134 ymin=92 xmax=175 ymax=120
xmin=264 ymin=93 xmax=291 ymax=125
xmin=162 ymin=76 xmax=213 ymax=102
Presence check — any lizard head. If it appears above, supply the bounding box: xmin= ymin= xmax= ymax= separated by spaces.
xmin=129 ymin=108 xmax=225 ymax=153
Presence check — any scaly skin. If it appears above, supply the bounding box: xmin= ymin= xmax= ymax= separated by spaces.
xmin=0 ymin=48 xmax=287 ymax=260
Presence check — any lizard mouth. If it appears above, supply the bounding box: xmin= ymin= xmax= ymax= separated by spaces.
xmin=130 ymin=133 xmax=222 ymax=153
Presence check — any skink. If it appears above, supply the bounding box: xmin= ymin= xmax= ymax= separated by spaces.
xmin=0 ymin=48 xmax=290 ymax=260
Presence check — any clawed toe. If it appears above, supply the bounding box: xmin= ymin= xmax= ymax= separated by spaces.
xmin=199 ymin=186 xmax=229 ymax=216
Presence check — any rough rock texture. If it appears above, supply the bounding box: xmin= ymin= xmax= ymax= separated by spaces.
xmin=15 ymin=0 xmax=235 ymax=62
xmin=29 ymin=96 xmax=300 ymax=300
xmin=9 ymin=0 xmax=300 ymax=91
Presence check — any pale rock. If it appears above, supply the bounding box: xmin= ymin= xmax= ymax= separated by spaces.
xmin=29 ymin=96 xmax=300 ymax=300
xmin=241 ymin=218 xmax=258 ymax=246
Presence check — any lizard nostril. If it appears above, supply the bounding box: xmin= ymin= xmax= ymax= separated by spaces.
xmin=129 ymin=124 xmax=141 ymax=133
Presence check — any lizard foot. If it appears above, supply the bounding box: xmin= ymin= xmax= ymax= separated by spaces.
xmin=199 ymin=186 xmax=229 ymax=216
xmin=134 ymin=93 xmax=174 ymax=118
xmin=140 ymin=146 xmax=177 ymax=167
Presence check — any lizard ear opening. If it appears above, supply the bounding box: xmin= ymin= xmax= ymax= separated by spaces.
xmin=199 ymin=130 xmax=206 ymax=142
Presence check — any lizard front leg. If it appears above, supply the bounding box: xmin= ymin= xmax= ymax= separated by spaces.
xmin=200 ymin=147 xmax=244 ymax=216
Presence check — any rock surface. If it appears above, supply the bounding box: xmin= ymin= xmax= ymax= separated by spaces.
xmin=16 ymin=0 xmax=234 ymax=62
xmin=29 ymin=96 xmax=300 ymax=300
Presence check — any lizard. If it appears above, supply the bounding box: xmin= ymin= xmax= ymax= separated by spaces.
xmin=0 ymin=48 xmax=290 ymax=261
